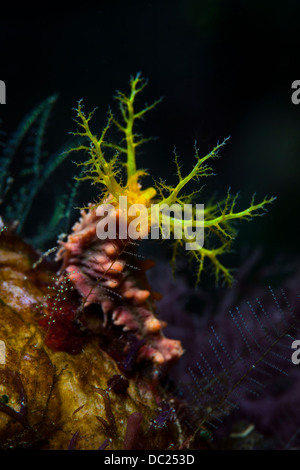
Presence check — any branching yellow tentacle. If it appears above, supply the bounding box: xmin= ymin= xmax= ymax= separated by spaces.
xmin=66 ymin=74 xmax=276 ymax=285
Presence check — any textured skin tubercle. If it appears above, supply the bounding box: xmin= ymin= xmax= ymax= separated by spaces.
xmin=56 ymin=205 xmax=184 ymax=368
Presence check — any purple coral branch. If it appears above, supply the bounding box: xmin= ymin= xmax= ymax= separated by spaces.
xmin=98 ymin=438 xmax=110 ymax=450
xmin=0 ymin=368 xmax=28 ymax=427
xmin=68 ymin=430 xmax=80 ymax=450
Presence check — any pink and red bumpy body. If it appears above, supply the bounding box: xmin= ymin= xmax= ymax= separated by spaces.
xmin=55 ymin=205 xmax=184 ymax=369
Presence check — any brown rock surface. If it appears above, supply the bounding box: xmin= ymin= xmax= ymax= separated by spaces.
xmin=0 ymin=229 xmax=182 ymax=449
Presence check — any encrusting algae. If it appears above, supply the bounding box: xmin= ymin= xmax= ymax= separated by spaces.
xmin=0 ymin=74 xmax=275 ymax=449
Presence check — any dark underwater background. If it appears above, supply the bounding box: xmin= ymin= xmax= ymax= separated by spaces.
xmin=1 ymin=0 xmax=300 ymax=261
xmin=1 ymin=0 xmax=300 ymax=450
